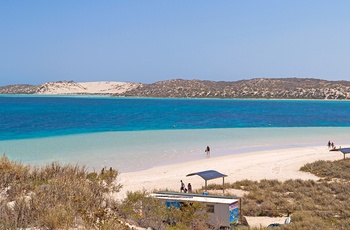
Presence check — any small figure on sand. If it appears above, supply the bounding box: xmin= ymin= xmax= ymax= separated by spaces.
xmin=328 ymin=141 xmax=336 ymax=149
xmin=180 ymin=180 xmax=185 ymax=192
xmin=205 ymin=146 xmax=210 ymax=158
xmin=188 ymin=183 xmax=192 ymax=193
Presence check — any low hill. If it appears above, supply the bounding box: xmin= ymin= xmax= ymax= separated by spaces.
xmin=1 ymin=78 xmax=350 ymax=99
xmin=0 ymin=84 xmax=39 ymax=94
xmin=119 ymin=78 xmax=350 ymax=99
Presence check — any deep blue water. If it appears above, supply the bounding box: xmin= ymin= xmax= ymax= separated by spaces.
xmin=1 ymin=95 xmax=350 ymax=140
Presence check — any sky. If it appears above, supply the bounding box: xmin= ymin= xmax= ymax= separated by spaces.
xmin=1 ymin=1 xmax=350 ymax=86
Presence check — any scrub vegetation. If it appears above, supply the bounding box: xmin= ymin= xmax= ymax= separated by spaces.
xmin=0 ymin=155 xmax=127 ymax=229
xmin=206 ymin=158 xmax=350 ymax=229
xmin=0 ymin=155 xmax=211 ymax=230
xmin=120 ymin=190 xmax=210 ymax=230
xmin=2 ymin=154 xmax=350 ymax=229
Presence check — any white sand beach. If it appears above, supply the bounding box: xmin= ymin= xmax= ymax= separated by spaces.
xmin=115 ymin=145 xmax=342 ymax=227
xmin=116 ymin=145 xmax=342 ymax=199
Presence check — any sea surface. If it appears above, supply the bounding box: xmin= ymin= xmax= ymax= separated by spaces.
xmin=1 ymin=95 xmax=350 ymax=172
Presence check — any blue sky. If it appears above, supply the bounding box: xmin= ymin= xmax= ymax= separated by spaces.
xmin=1 ymin=1 xmax=350 ymax=85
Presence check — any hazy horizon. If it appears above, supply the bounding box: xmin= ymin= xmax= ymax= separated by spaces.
xmin=2 ymin=76 xmax=349 ymax=87
xmin=1 ymin=1 xmax=350 ymax=85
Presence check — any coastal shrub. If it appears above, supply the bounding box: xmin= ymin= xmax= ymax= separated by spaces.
xmin=301 ymin=158 xmax=350 ymax=180
xmin=204 ymin=158 xmax=350 ymax=229
xmin=258 ymin=179 xmax=280 ymax=189
xmin=0 ymin=155 xmax=127 ymax=229
xmin=120 ymin=191 xmax=210 ymax=230
xmin=229 ymin=179 xmax=258 ymax=189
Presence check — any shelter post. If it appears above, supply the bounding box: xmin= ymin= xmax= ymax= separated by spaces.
xmin=223 ymin=177 xmax=225 ymax=194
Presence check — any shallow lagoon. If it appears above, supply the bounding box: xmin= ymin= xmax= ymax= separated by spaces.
xmin=1 ymin=127 xmax=348 ymax=172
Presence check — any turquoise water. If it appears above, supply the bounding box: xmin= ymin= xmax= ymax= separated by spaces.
xmin=1 ymin=95 xmax=350 ymax=172
xmin=1 ymin=127 xmax=349 ymax=172
xmin=2 ymin=96 xmax=350 ymax=140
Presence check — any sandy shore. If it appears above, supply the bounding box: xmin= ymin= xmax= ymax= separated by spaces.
xmin=116 ymin=145 xmax=341 ymax=199
xmin=115 ymin=145 xmax=342 ymax=227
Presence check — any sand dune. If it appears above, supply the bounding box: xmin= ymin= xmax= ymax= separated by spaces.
xmin=36 ymin=81 xmax=140 ymax=95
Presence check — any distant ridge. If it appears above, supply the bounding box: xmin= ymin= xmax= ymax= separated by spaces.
xmin=0 ymin=84 xmax=39 ymax=94
xmin=120 ymin=78 xmax=350 ymax=99
xmin=1 ymin=78 xmax=350 ymax=99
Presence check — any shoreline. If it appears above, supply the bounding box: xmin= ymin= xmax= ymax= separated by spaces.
xmin=1 ymin=126 xmax=347 ymax=227
xmin=115 ymin=144 xmax=343 ymax=200
xmin=1 ymin=127 xmax=349 ymax=174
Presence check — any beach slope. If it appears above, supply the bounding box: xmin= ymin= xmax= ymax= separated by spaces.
xmin=116 ymin=145 xmax=341 ymax=199
xmin=115 ymin=145 xmax=341 ymax=227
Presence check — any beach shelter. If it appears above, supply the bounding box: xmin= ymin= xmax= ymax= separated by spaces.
xmin=339 ymin=147 xmax=350 ymax=159
xmin=186 ymin=170 xmax=227 ymax=193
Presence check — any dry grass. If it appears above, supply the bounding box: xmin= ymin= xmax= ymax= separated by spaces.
xmin=0 ymin=155 xmax=219 ymax=229
xmin=4 ymin=154 xmax=350 ymax=229
xmin=0 ymin=155 xmax=129 ymax=229
xmin=120 ymin=190 xmax=210 ymax=230
xmin=300 ymin=158 xmax=350 ymax=181
xmin=204 ymin=159 xmax=350 ymax=229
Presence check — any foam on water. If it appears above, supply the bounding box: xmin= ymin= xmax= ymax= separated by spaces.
xmin=1 ymin=127 xmax=348 ymax=172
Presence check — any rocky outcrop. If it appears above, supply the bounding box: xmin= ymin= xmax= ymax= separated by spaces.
xmin=118 ymin=78 xmax=350 ymax=99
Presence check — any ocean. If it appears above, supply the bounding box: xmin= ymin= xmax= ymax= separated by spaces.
xmin=1 ymin=95 xmax=350 ymax=172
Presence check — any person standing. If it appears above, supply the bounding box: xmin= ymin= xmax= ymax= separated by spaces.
xmin=205 ymin=146 xmax=210 ymax=158
xmin=188 ymin=183 xmax=192 ymax=193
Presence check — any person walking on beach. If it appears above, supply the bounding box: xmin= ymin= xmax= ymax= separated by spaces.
xmin=180 ymin=180 xmax=185 ymax=192
xmin=205 ymin=146 xmax=210 ymax=158
xmin=327 ymin=140 xmax=331 ymax=149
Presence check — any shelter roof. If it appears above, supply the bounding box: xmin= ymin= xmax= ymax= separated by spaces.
xmin=150 ymin=192 xmax=238 ymax=204
xmin=339 ymin=148 xmax=350 ymax=154
xmin=186 ymin=170 xmax=227 ymax=181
